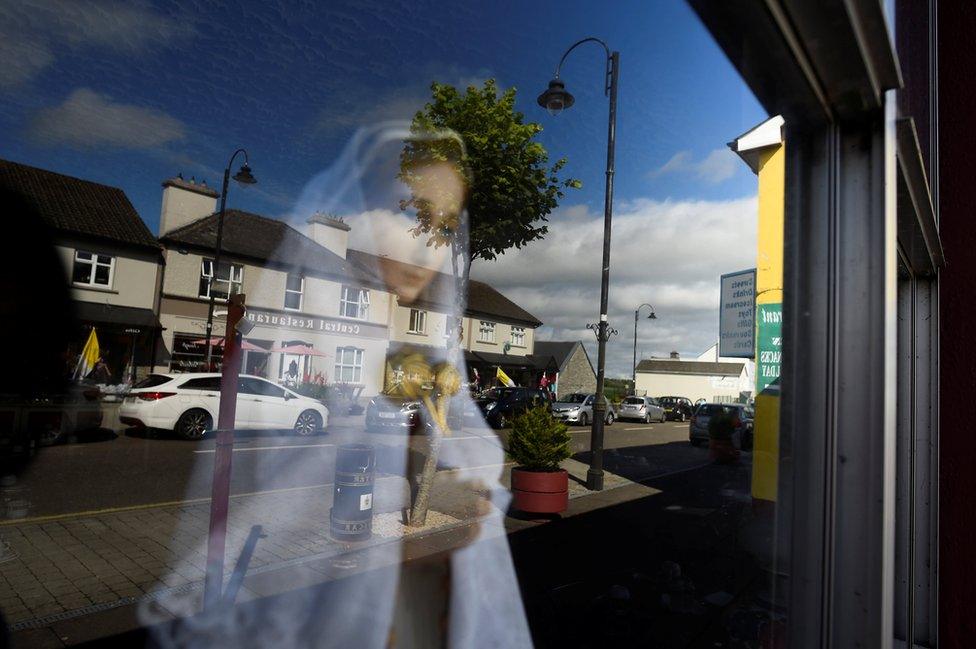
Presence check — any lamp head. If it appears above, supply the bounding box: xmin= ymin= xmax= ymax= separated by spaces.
xmin=537 ymin=78 xmax=575 ymax=116
xmin=233 ymin=162 xmax=257 ymax=185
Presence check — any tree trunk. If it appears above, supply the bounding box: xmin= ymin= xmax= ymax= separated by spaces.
xmin=409 ymin=235 xmax=468 ymax=526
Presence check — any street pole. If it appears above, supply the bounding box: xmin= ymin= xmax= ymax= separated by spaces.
xmin=632 ymin=303 xmax=655 ymax=396
xmin=588 ymin=50 xmax=619 ymax=491
xmin=538 ymin=39 xmax=620 ymax=491
xmin=203 ymin=167 xmax=230 ymax=371
xmin=632 ymin=309 xmax=639 ymax=396
xmin=204 ymin=293 xmax=245 ymax=608
xmin=204 ymin=148 xmax=255 ymax=370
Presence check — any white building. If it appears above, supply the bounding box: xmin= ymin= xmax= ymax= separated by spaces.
xmin=154 ymin=178 xmax=394 ymax=396
xmin=634 ymin=348 xmax=753 ymax=403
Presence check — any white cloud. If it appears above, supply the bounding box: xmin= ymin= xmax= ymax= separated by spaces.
xmin=471 ymin=196 xmax=758 ymax=377
xmin=30 ymin=88 xmax=186 ymax=149
xmin=292 ymin=194 xmax=759 ymax=379
xmin=0 ymin=0 xmax=194 ymax=88
xmin=650 ymin=147 xmax=740 ymax=184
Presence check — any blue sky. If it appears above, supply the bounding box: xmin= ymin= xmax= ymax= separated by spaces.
xmin=0 ymin=0 xmax=767 ymax=375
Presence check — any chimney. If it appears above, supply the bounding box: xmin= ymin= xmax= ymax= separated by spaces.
xmin=306 ymin=212 xmax=350 ymax=259
xmin=670 ymin=350 xmax=680 ymax=359
xmin=159 ymin=175 xmax=219 ymax=236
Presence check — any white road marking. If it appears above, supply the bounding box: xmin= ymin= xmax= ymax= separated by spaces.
xmin=194 ymin=443 xmax=336 ymax=454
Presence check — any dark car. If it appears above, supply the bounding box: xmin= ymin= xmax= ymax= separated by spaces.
xmin=657 ymin=396 xmax=695 ymax=422
xmin=365 ymin=394 xmax=425 ymax=434
xmin=688 ymin=402 xmax=754 ymax=448
xmin=366 ymin=393 xmax=485 ymax=434
xmin=477 ymin=387 xmax=550 ymax=429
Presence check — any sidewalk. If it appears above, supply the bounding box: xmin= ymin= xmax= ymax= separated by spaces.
xmin=2 ymin=434 xmax=732 ymax=649
xmin=1 ymin=448 xmax=666 ymax=645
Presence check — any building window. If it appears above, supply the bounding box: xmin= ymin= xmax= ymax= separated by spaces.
xmin=479 ymin=320 xmax=496 ymax=343
xmin=340 ymin=285 xmax=369 ymax=319
xmin=284 ymin=274 xmax=304 ymax=311
xmin=199 ymin=259 xmax=243 ymax=300
xmin=72 ymin=251 xmax=115 ymax=288
xmin=511 ymin=326 xmax=525 ymax=347
xmin=334 ymin=346 xmax=364 ymax=383
xmin=408 ymin=309 xmax=427 ymax=334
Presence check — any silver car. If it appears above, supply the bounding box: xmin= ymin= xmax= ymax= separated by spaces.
xmin=551 ymin=393 xmax=615 ymax=426
xmin=618 ymin=396 xmax=666 ymax=423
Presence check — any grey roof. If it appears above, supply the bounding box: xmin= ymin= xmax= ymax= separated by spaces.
xmin=635 ymin=359 xmax=745 ymax=377
xmin=346 ymin=250 xmax=543 ymax=327
xmin=0 ymin=158 xmax=159 ymax=251
xmin=534 ymin=341 xmax=592 ymax=374
xmin=160 ymin=210 xmax=384 ymax=286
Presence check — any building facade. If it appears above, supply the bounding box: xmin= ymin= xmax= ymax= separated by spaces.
xmin=154 ymin=180 xmax=394 ymax=396
xmin=634 ymin=357 xmax=751 ymax=403
xmin=0 ymin=159 xmax=163 ymax=385
xmin=534 ymin=341 xmax=596 ymax=399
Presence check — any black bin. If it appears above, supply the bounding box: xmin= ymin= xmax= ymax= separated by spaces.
xmin=330 ymin=443 xmax=375 ymax=542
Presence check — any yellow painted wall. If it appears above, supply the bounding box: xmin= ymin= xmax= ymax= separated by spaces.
xmin=752 ymin=143 xmax=784 ymax=503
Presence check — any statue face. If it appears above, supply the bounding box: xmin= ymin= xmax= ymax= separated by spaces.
xmin=371 ymin=158 xmax=466 ymax=301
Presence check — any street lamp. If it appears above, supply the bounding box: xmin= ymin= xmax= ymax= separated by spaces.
xmin=538 ymin=37 xmax=619 ymax=491
xmin=203 ymin=149 xmax=257 ymax=370
xmin=632 ymin=304 xmax=657 ymax=395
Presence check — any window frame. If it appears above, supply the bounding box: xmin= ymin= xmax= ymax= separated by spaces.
xmin=284 ymin=273 xmax=304 ymax=311
xmin=72 ymin=250 xmax=115 ymax=288
xmin=478 ymin=320 xmax=496 ymax=344
xmin=407 ymin=308 xmax=427 ymax=334
xmin=334 ymin=346 xmax=365 ymax=384
xmin=199 ymin=258 xmax=244 ymax=300
xmin=340 ymin=285 xmax=370 ymax=320
xmin=510 ymin=325 xmax=526 ymax=347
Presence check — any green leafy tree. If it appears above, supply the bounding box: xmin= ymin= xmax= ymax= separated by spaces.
xmin=398 ymin=79 xmax=578 ymax=524
xmin=398 ymin=78 xmax=580 ymax=344
xmin=508 ymin=406 xmax=572 ymax=472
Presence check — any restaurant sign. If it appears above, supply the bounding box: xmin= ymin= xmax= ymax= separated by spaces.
xmin=244 ymin=309 xmax=389 ymax=340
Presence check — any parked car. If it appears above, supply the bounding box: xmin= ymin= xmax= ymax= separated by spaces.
xmin=617 ymin=396 xmax=666 ymax=423
xmin=551 ymin=393 xmax=615 ymax=426
xmin=478 ymin=387 xmax=551 ymax=429
xmin=365 ymin=394 xmax=425 ymax=434
xmin=0 ymin=386 xmax=104 ymax=460
xmin=119 ymin=373 xmax=329 ymax=440
xmin=657 ymin=396 xmax=695 ymax=422
xmin=688 ymin=402 xmax=753 ymax=448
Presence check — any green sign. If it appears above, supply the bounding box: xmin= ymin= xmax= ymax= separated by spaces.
xmin=756 ymin=303 xmax=782 ymax=393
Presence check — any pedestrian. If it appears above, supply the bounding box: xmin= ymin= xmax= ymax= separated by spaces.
xmin=88 ymin=356 xmax=111 ymax=384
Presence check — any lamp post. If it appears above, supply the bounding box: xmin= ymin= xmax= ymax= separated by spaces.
xmin=203 ymin=149 xmax=256 ymax=370
xmin=632 ymin=304 xmax=657 ymax=395
xmin=538 ymin=37 xmax=619 ymax=491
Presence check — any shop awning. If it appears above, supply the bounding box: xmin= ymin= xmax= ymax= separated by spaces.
xmin=75 ymin=302 xmax=161 ymax=332
xmin=464 ymin=350 xmax=558 ymax=371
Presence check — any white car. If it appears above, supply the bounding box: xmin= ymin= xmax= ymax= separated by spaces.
xmin=119 ymin=373 xmax=329 ymax=440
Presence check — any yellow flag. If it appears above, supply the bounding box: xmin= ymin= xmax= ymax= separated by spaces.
xmin=496 ymin=366 xmax=515 ymax=387
xmin=74 ymin=328 xmax=100 ymax=380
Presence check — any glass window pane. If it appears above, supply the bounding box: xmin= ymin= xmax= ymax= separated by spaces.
xmin=72 ymin=260 xmax=92 ymax=284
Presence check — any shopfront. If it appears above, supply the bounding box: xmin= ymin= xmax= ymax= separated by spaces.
xmin=70 ymin=302 xmax=162 ymax=385
xmin=162 ymin=306 xmax=390 ymax=396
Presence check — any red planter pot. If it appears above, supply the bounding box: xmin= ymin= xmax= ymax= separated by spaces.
xmin=511 ymin=467 xmax=568 ymax=513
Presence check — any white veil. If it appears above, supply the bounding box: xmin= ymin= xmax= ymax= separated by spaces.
xmin=139 ymin=122 xmax=533 ymax=649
